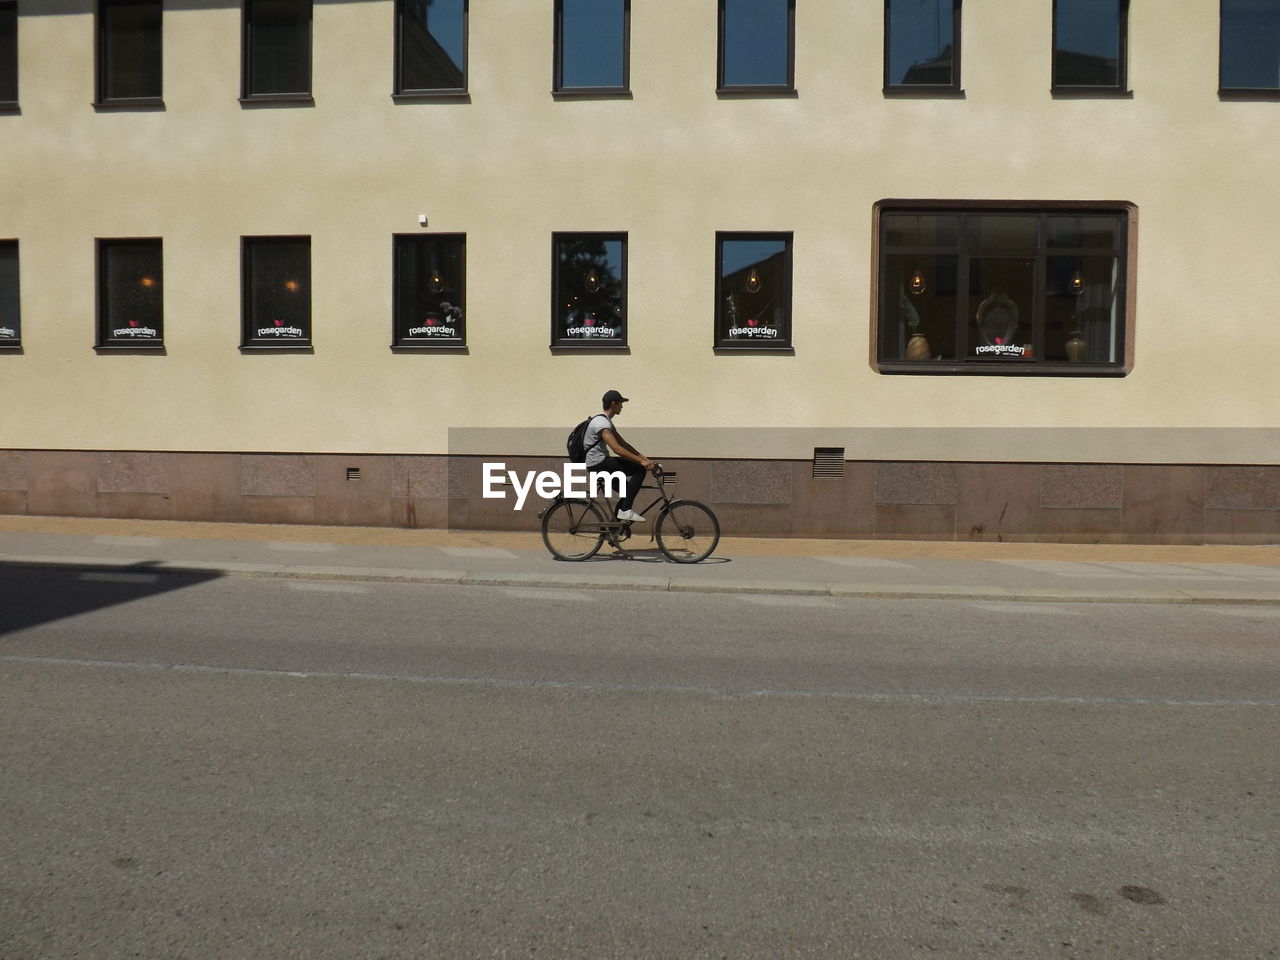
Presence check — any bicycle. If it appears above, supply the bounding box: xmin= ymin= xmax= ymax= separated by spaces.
xmin=539 ymin=464 xmax=720 ymax=563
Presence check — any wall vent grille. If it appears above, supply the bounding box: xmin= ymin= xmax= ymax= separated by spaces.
xmin=812 ymin=448 xmax=845 ymax=479
xmin=346 ymin=467 xmax=361 ymax=481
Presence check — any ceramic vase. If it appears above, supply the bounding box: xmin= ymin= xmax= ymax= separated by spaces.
xmin=905 ymin=333 xmax=931 ymax=360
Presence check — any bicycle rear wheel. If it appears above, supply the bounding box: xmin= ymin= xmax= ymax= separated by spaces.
xmin=656 ymin=499 xmax=720 ymax=563
xmin=541 ymin=499 xmax=606 ymax=561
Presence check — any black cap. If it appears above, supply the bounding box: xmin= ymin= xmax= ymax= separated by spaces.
xmin=602 ymin=389 xmax=629 ymax=406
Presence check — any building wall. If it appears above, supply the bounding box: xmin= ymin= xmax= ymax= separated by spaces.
xmin=2 ymin=1 xmax=1279 ymax=539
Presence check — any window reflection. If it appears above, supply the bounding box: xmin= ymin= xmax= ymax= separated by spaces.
xmin=245 ymin=0 xmax=310 ymax=97
xmin=398 ymin=0 xmax=465 ymax=92
xmin=557 ymin=0 xmax=626 ymax=91
xmin=717 ymin=235 xmax=791 ymax=347
xmin=553 ymin=234 xmax=626 ymax=347
xmin=720 ymin=0 xmax=792 ymax=89
xmin=886 ymin=0 xmax=956 ymax=88
xmin=243 ymin=238 xmax=311 ymax=346
xmin=396 ymin=235 xmax=466 ymax=346
xmin=0 ymin=1 xmax=15 ymax=105
xmin=0 ymin=241 xmax=19 ymax=345
xmin=100 ymin=0 xmax=162 ymax=102
xmin=99 ymin=240 xmax=163 ymax=346
xmin=878 ymin=207 xmax=1128 ymax=371
xmin=1221 ymin=0 xmax=1280 ymax=91
xmin=1053 ymin=0 xmax=1124 ymax=89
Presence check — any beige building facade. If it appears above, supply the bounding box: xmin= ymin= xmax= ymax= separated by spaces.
xmin=2 ymin=0 xmax=1279 ymax=541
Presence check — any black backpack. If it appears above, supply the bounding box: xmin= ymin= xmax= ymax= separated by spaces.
xmin=566 ymin=414 xmax=604 ymax=462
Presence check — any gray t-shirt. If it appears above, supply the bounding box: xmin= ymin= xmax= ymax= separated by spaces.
xmin=583 ymin=413 xmax=612 ymax=469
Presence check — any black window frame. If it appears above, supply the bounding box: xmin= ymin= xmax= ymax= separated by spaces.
xmin=393 ymin=0 xmax=468 ymax=100
xmin=883 ymin=0 xmax=962 ymax=95
xmin=392 ymin=233 xmax=467 ymax=350
xmin=241 ymin=0 xmax=313 ymax=104
xmin=717 ymin=0 xmax=796 ymax=95
xmin=241 ymin=236 xmax=312 ymax=350
xmin=96 ymin=238 xmax=165 ymax=350
xmin=0 ymin=0 xmax=17 ymax=110
xmin=550 ymin=232 xmax=628 ymax=350
xmin=95 ymin=0 xmax=164 ymax=108
xmin=0 ymin=239 xmax=19 ymax=349
xmin=873 ymin=200 xmax=1135 ymax=377
xmin=1219 ymin=0 xmax=1280 ymax=97
xmin=554 ymin=0 xmax=630 ymax=96
xmin=1051 ymin=0 xmax=1129 ymax=94
xmin=714 ymin=231 xmax=794 ymax=352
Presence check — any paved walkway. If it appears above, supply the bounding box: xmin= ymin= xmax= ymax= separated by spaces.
xmin=1 ymin=515 xmax=1278 ymax=605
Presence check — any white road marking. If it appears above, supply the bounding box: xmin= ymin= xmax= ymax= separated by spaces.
xmin=741 ymin=595 xmax=839 ymax=608
xmin=78 ymin=571 xmax=161 ymax=584
xmin=970 ymin=602 xmax=1086 ymax=616
xmin=286 ymin=582 xmax=371 ymax=594
xmin=92 ymin=536 xmax=162 ymax=547
xmin=4 ymin=654 xmax=1278 ymax=708
xmin=1092 ymin=562 xmax=1238 ymax=580
xmin=440 ymin=547 xmax=521 ymax=560
xmin=823 ymin=557 xmax=916 ymax=569
xmin=267 ymin=542 xmax=339 ymax=552
xmin=1183 ymin=564 xmax=1280 ymax=581
xmin=498 ymin=587 xmax=594 ymax=602
xmin=993 ymin=560 xmax=1148 ymax=578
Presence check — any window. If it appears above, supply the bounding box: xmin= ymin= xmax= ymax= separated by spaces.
xmin=552 ymin=233 xmax=627 ymax=349
xmin=715 ymin=232 xmax=792 ymax=350
xmin=242 ymin=237 xmax=311 ymax=348
xmin=555 ymin=0 xmax=628 ymax=93
xmin=1053 ymin=0 xmax=1127 ymax=91
xmin=393 ymin=234 xmax=466 ymax=348
xmin=0 ymin=240 xmax=18 ymax=348
xmin=884 ymin=0 xmax=960 ymax=92
xmin=0 ymin=0 xmax=16 ymax=108
xmin=1221 ymin=0 xmax=1280 ymax=93
xmin=718 ymin=0 xmax=794 ymax=92
xmin=97 ymin=239 xmax=163 ymax=348
xmin=243 ymin=0 xmax=311 ymax=100
xmin=395 ymin=0 xmax=466 ymax=96
xmin=875 ymin=203 xmax=1132 ymax=375
xmin=97 ymin=0 xmax=162 ymax=105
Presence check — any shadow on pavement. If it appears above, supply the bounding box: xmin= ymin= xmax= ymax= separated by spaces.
xmin=0 ymin=561 xmax=224 ymax=636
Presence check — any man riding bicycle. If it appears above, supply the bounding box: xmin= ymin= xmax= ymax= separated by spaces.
xmin=583 ymin=389 xmax=655 ymax=523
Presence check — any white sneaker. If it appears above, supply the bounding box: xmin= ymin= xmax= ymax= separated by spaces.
xmin=617 ymin=509 xmax=646 ymax=523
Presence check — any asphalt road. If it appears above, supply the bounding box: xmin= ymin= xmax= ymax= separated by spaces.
xmin=2 ymin=566 xmax=1278 ymax=959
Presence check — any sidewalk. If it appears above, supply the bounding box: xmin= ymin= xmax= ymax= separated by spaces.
xmin=1 ymin=514 xmax=1279 ymax=605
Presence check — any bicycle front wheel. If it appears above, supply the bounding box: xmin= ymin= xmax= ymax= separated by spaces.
xmin=541 ymin=499 xmax=606 ymax=561
xmin=656 ymin=499 xmax=720 ymax=563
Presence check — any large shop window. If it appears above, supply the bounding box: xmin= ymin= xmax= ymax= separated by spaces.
xmin=97 ymin=0 xmax=163 ymax=105
xmin=1220 ymin=0 xmax=1280 ymax=93
xmin=885 ymin=0 xmax=960 ymax=92
xmin=97 ymin=239 xmax=164 ymax=349
xmin=718 ymin=0 xmax=794 ymax=92
xmin=1053 ymin=0 xmax=1127 ymax=91
xmin=0 ymin=1 xmax=16 ymax=108
xmin=555 ymin=0 xmax=628 ymax=93
xmin=552 ymin=233 xmax=627 ymax=349
xmin=393 ymin=234 xmax=466 ymax=348
xmin=243 ymin=0 xmax=311 ymax=100
xmin=395 ymin=0 xmax=466 ymax=96
xmin=715 ymin=232 xmax=793 ymax=350
xmin=242 ymin=237 xmax=311 ymax=348
xmin=0 ymin=240 xmax=18 ymax=348
xmin=875 ymin=203 xmax=1132 ymax=375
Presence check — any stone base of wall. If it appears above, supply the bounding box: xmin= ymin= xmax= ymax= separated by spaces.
xmin=2 ymin=450 xmax=1279 ymax=544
